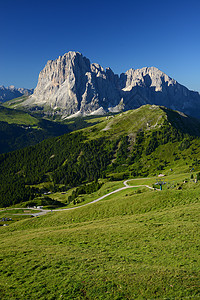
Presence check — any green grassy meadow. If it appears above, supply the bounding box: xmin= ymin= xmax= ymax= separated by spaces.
xmin=2 ymin=96 xmax=29 ymax=109
xmin=0 ymin=106 xmax=38 ymax=125
xmin=30 ymin=172 xmax=198 ymax=210
xmin=0 ymin=174 xmax=199 ymax=299
xmin=51 ymin=180 xmax=125 ymax=207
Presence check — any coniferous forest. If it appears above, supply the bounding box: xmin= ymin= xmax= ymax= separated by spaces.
xmin=0 ymin=111 xmax=198 ymax=208
xmin=0 ymin=131 xmax=117 ymax=207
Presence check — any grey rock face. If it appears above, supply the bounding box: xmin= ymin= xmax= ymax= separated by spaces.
xmin=119 ymin=67 xmax=200 ymax=118
xmin=24 ymin=51 xmax=200 ymax=119
xmin=27 ymin=51 xmax=120 ymax=117
xmin=0 ymin=85 xmax=33 ymax=102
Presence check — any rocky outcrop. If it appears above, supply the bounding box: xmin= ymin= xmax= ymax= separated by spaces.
xmin=0 ymin=85 xmax=33 ymax=103
xmin=119 ymin=67 xmax=200 ymax=118
xmin=23 ymin=51 xmax=200 ymax=119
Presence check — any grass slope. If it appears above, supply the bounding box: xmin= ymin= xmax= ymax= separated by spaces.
xmin=0 ymin=106 xmax=38 ymax=125
xmin=0 ymin=103 xmax=106 ymax=154
xmin=0 ymin=179 xmax=199 ymax=299
xmin=2 ymin=95 xmax=30 ymax=108
xmin=0 ymin=104 xmax=200 ymax=298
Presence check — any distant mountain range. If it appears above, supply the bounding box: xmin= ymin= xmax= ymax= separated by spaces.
xmin=0 ymin=85 xmax=33 ymax=102
xmin=17 ymin=51 xmax=200 ymax=119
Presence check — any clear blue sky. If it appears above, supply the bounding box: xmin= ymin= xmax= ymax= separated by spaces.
xmin=0 ymin=0 xmax=200 ymax=92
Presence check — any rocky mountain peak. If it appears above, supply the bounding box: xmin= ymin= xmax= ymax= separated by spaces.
xmin=120 ymin=66 xmax=176 ymax=91
xmin=21 ymin=51 xmax=200 ymax=119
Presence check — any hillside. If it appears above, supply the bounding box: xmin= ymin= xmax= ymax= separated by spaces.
xmin=1 ymin=104 xmax=200 ymax=208
xmin=0 ymin=104 xmax=104 ymax=153
xmin=0 ymin=173 xmax=199 ymax=299
xmin=0 ymin=105 xmax=70 ymax=153
xmin=0 ymin=104 xmax=200 ymax=299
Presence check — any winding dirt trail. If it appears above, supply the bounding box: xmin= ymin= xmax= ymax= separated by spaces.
xmin=3 ymin=179 xmax=158 ymax=217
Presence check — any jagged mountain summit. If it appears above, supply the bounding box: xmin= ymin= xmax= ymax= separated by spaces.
xmin=21 ymin=51 xmax=200 ymax=118
xmin=0 ymin=85 xmax=33 ymax=103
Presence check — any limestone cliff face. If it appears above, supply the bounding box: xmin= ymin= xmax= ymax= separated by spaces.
xmin=24 ymin=51 xmax=200 ymax=119
xmin=32 ymin=51 xmax=90 ymax=114
xmin=119 ymin=67 xmax=200 ymax=118
xmin=28 ymin=52 xmax=120 ymax=116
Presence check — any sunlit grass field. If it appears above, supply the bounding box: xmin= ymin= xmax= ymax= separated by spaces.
xmin=0 ymin=173 xmax=199 ymax=299
xmin=0 ymin=106 xmax=38 ymax=125
xmin=31 ymin=172 xmax=198 ymax=209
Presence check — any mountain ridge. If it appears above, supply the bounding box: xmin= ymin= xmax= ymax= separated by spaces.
xmin=19 ymin=51 xmax=200 ymax=119
xmin=0 ymin=85 xmax=33 ymax=103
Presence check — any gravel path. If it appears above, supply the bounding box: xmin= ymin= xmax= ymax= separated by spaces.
xmin=3 ymin=179 xmax=158 ymax=217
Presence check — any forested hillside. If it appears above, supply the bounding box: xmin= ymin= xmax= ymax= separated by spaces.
xmin=0 ymin=105 xmax=104 ymax=153
xmin=1 ymin=105 xmax=200 ymax=207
